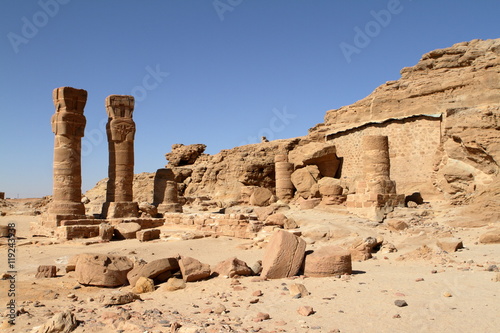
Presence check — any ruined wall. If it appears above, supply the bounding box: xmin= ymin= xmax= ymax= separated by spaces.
xmin=328 ymin=115 xmax=442 ymax=199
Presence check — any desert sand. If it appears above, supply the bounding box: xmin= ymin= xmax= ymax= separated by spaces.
xmin=1 ymin=199 xmax=499 ymax=333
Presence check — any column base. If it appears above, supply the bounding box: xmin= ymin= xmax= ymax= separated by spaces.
xmin=44 ymin=201 xmax=87 ymax=228
xmin=157 ymin=203 xmax=183 ymax=214
xmin=103 ymin=202 xmax=139 ymax=218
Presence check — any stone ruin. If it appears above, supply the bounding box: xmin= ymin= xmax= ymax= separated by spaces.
xmin=37 ymin=86 xmax=407 ymax=240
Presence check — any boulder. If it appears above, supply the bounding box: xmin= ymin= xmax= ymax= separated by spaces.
xmin=35 ymin=265 xmax=57 ymax=279
xmin=114 ymin=222 xmax=141 ymax=240
xmin=212 ymin=257 xmax=253 ymax=277
xmin=304 ymin=246 xmax=352 ymax=277
xmin=479 ymin=229 xmax=500 ymax=244
xmin=349 ymin=237 xmax=380 ymax=261
xmin=165 ymin=143 xmax=206 ymax=166
xmin=127 ymin=257 xmax=179 ymax=287
xmin=75 ymin=254 xmax=134 ymax=287
xmin=37 ymin=310 xmax=77 ymax=333
xmin=291 ymin=166 xmax=321 ymax=198
xmin=131 ymin=277 xmax=155 ymax=294
xmin=436 ymin=238 xmax=464 ymax=252
xmin=289 ymin=283 xmax=309 ymax=297
xmin=261 ymin=230 xmax=306 ymax=279
xmin=159 ymin=277 xmax=186 ymax=291
xmin=249 ymin=187 xmax=274 ymax=207
xmin=178 ymin=256 xmax=211 ymax=282
xmin=264 ymin=213 xmax=297 ymax=229
xmin=386 ymin=219 xmax=409 ymax=231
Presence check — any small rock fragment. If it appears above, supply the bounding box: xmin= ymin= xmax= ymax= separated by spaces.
xmin=297 ymin=306 xmax=314 ymax=316
xmin=394 ymin=300 xmax=408 ymax=307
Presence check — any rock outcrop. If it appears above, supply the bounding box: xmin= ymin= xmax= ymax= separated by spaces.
xmin=309 ymin=39 xmax=499 ymax=216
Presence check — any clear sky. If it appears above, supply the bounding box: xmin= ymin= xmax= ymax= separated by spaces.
xmin=0 ymin=0 xmax=498 ymax=198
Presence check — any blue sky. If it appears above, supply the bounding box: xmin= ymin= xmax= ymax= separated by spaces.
xmin=0 ymin=0 xmax=498 ymax=198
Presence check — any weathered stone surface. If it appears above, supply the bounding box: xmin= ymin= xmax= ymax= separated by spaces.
xmin=114 ymin=222 xmax=141 ymax=239
xmin=136 ymin=228 xmax=161 ymax=242
xmin=479 ymin=229 xmax=500 ymax=244
xmin=178 ymin=256 xmax=211 ymax=282
xmin=304 ymin=246 xmax=352 ymax=277
xmin=165 ymin=143 xmax=206 ymax=166
xmin=288 ymin=142 xmax=340 ymax=177
xmin=75 ymin=253 xmax=133 ymax=287
xmin=436 ymin=238 xmax=464 ymax=252
xmin=298 ymin=198 xmax=321 ymax=210
xmin=249 ymin=187 xmax=274 ymax=207
xmin=212 ymin=257 xmax=253 ymax=277
xmin=386 ymin=219 xmax=409 ymax=231
xmin=291 ymin=165 xmax=321 ymax=199
xmin=65 ymin=255 xmax=80 ymax=273
xmin=349 ymin=237 xmax=379 ymax=261
xmin=261 ymin=230 xmax=306 ymax=279
xmin=138 ymin=202 xmax=157 ymax=217
xmin=265 ymin=213 xmax=297 ymax=229
xmin=297 ymin=306 xmax=314 ymax=316
xmin=159 ymin=277 xmax=186 ymax=291
xmin=56 ymin=225 xmax=99 ymax=240
xmin=36 ymin=265 xmax=57 ymax=279
xmin=275 ymin=155 xmax=295 ymax=202
xmin=98 ymin=291 xmax=140 ymax=306
xmin=45 ymin=87 xmax=87 ymax=227
xmin=103 ymin=94 xmax=139 ymax=219
xmin=38 ymin=310 xmax=78 ymax=333
xmin=131 ymin=276 xmax=155 ymax=293
xmin=99 ymin=223 xmax=114 ymax=241
xmin=127 ymin=257 xmax=179 ymax=287
xmin=289 ymin=283 xmax=309 ymax=297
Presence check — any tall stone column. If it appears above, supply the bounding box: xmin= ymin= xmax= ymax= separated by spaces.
xmin=153 ymin=168 xmax=183 ymax=214
xmin=103 ymin=95 xmax=139 ymax=218
xmin=275 ymin=154 xmax=294 ymax=202
xmin=45 ymin=87 xmax=87 ymax=227
xmin=346 ymin=135 xmax=404 ymax=221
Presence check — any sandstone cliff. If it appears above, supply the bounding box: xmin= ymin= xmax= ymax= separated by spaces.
xmin=309 ymin=38 xmax=499 ymax=212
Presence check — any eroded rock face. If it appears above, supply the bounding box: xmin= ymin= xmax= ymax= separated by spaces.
xmin=75 ymin=254 xmax=134 ymax=287
xmin=309 ymin=38 xmax=500 ymax=215
xmin=165 ymin=144 xmax=207 ymax=166
xmin=178 ymin=256 xmax=211 ymax=282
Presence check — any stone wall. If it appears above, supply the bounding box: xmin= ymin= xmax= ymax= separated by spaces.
xmin=327 ymin=115 xmax=442 ymax=199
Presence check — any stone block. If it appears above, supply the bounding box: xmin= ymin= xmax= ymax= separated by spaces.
xmin=436 ymin=238 xmax=464 ymax=252
xmin=304 ymin=246 xmax=352 ymax=277
xmin=57 ymin=225 xmax=99 ymax=240
xmin=136 ymin=228 xmax=161 ymax=242
xmin=35 ymin=265 xmax=57 ymax=278
xmin=127 ymin=257 xmax=179 ymax=287
xmin=212 ymin=257 xmax=253 ymax=277
xmin=114 ymin=222 xmax=141 ymax=239
xmin=75 ymin=253 xmax=134 ymax=287
xmin=261 ymin=230 xmax=306 ymax=279
xmin=178 ymin=256 xmax=211 ymax=282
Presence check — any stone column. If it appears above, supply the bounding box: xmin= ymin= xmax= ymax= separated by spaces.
xmin=275 ymin=154 xmax=294 ymax=202
xmin=103 ymin=95 xmax=139 ymax=218
xmin=45 ymin=87 xmax=87 ymax=227
xmin=346 ymin=135 xmax=404 ymax=221
xmin=154 ymin=168 xmax=182 ymax=214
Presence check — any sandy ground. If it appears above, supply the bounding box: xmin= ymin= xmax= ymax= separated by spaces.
xmin=0 ymin=202 xmax=499 ymax=333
